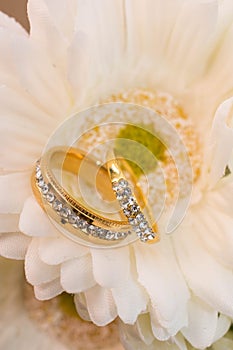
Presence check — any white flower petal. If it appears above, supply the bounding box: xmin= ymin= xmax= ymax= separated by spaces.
xmin=60 ymin=254 xmax=95 ymax=293
xmin=174 ymin=219 xmax=233 ymax=319
xmin=134 ymin=237 xmax=189 ymax=337
xmin=195 ymin=199 xmax=233 ymax=269
xmin=90 ymin=246 xmax=130 ymax=288
xmin=0 ymin=86 xmax=55 ymax=170
xmin=163 ymin=0 xmax=218 ymax=89
xmin=11 ymin=34 xmax=71 ymax=118
xmin=136 ymin=314 xmax=155 ymax=346
xmin=42 ymin=0 xmax=78 ymax=42
xmin=25 ymin=239 xmax=60 ymax=285
xmin=28 ymin=0 xmax=67 ymax=66
xmin=112 ymin=275 xmax=148 ymax=324
xmin=0 ymin=11 xmax=27 ymax=36
xmin=0 ymin=214 xmax=19 ymax=232
xmin=0 ymin=233 xmax=31 ymax=259
xmin=19 ymin=196 xmax=59 ymax=238
xmin=181 ymin=296 xmax=218 ymax=349
xmin=119 ymin=320 xmax=183 ymax=350
xmin=0 ymin=172 xmax=31 ymax=213
xmin=213 ymin=314 xmax=231 ymax=343
xmin=73 ymin=0 xmax=127 ymax=99
xmin=203 ymin=20 xmax=233 ymax=104
xmin=38 ymin=236 xmax=88 ymax=265
xmin=149 ymin=309 xmax=171 ymax=341
xmin=84 ymin=285 xmax=117 ymax=326
xmin=34 ymin=277 xmax=63 ymax=301
xmin=207 ymin=97 xmax=233 ymax=187
xmin=74 ymin=293 xmax=91 ymax=322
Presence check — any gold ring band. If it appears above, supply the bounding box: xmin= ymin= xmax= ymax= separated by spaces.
xmin=32 ymin=147 xmax=133 ymax=244
xmin=107 ymin=151 xmax=159 ymax=244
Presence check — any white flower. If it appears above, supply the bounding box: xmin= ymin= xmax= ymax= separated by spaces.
xmin=0 ymin=1 xmax=233 ymax=349
xmin=0 ymin=257 xmax=123 ymax=350
xmin=118 ymin=315 xmax=233 ymax=350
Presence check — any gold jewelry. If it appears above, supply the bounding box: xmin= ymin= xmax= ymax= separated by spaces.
xmin=32 ymin=147 xmax=132 ymax=244
xmin=107 ymin=151 xmax=159 ymax=244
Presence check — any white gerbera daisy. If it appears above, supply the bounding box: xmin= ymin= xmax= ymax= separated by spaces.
xmin=0 ymin=1 xmax=233 ymax=349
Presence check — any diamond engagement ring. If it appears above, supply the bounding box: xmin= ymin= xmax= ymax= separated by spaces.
xmin=32 ymin=146 xmax=158 ymax=245
xmin=107 ymin=151 xmax=159 ymax=244
xmin=32 ymin=146 xmax=133 ymax=245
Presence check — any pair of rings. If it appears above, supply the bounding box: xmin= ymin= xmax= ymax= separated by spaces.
xmin=32 ymin=146 xmax=159 ymax=246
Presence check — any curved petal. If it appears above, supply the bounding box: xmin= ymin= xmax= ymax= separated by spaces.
xmin=25 ymin=238 xmax=60 ymax=285
xmin=134 ymin=236 xmax=189 ymax=337
xmin=213 ymin=314 xmax=231 ymax=343
xmin=119 ymin=319 xmax=184 ymax=350
xmin=84 ymin=285 xmax=117 ymax=326
xmin=0 ymin=86 xmax=55 ymax=170
xmin=11 ymin=34 xmax=71 ymax=118
xmin=111 ymin=275 xmax=148 ymax=324
xmin=40 ymin=0 xmax=78 ymax=42
xmin=90 ymin=246 xmax=130 ymax=288
xmin=0 ymin=172 xmax=31 ymax=213
xmin=205 ymin=97 xmax=233 ymax=188
xmin=174 ymin=217 xmax=233 ymax=319
xmin=38 ymin=236 xmax=89 ymax=265
xmin=60 ymin=254 xmax=95 ymax=293
xmin=19 ymin=196 xmax=59 ymax=238
xmin=28 ymin=0 xmax=67 ymax=66
xmin=0 ymin=232 xmax=31 ymax=259
xmin=0 ymin=11 xmax=27 ymax=36
xmin=194 ymin=199 xmax=233 ymax=269
xmin=181 ymin=296 xmax=218 ymax=349
xmin=34 ymin=277 xmax=63 ymax=300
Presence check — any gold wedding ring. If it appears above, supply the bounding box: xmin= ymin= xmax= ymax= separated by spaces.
xmin=32 ymin=146 xmax=159 ymax=245
xmin=106 ymin=151 xmax=159 ymax=244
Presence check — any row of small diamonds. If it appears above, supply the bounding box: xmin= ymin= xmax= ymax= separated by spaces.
xmin=112 ymin=178 xmax=156 ymax=243
xmin=35 ymin=164 xmax=131 ymax=241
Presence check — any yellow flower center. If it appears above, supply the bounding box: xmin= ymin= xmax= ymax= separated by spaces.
xmin=78 ymin=88 xmax=202 ymax=208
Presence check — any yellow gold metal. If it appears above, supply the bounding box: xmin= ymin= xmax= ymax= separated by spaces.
xmin=32 ymin=146 xmax=130 ymax=231
xmin=106 ymin=150 xmax=160 ymax=244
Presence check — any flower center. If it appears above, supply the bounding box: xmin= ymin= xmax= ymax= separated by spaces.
xmin=77 ymin=88 xmax=202 ymax=210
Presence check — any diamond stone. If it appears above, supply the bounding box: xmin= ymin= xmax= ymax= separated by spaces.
xmin=131 ymin=204 xmax=140 ymax=214
xmin=87 ymin=225 xmax=97 ymax=236
xmin=119 ymin=178 xmax=128 ymax=188
xmin=53 ymin=200 xmax=63 ymax=211
xmin=77 ymin=219 xmax=88 ymax=231
xmin=106 ymin=231 xmax=115 ymax=240
xmin=128 ymin=197 xmax=135 ymax=206
xmin=98 ymin=228 xmax=107 ymax=239
xmin=136 ymin=213 xmax=144 ymax=222
xmin=141 ymin=232 xmax=156 ymax=242
xmin=46 ymin=192 xmax=55 ymax=203
xmin=68 ymin=214 xmax=77 ymax=224
xmin=123 ymin=187 xmax=132 ymax=197
xmin=129 ymin=217 xmax=138 ymax=226
xmin=41 ymin=184 xmax=49 ymax=195
xmin=36 ymin=169 xmax=42 ymax=179
xmin=60 ymin=207 xmax=71 ymax=218
xmin=38 ymin=179 xmax=45 ymax=188
xmin=139 ymin=221 xmax=148 ymax=230
xmin=116 ymin=189 xmax=124 ymax=201
xmin=123 ymin=208 xmax=131 ymax=217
